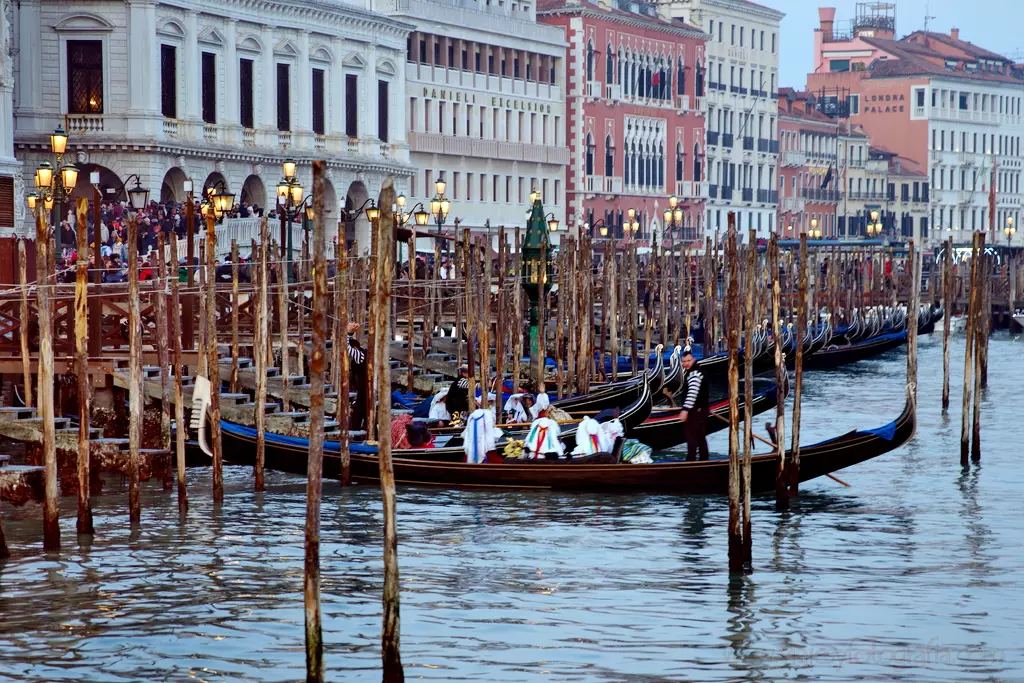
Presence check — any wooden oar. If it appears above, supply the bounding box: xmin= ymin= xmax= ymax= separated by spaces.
xmin=708 ymin=411 xmax=851 ymax=487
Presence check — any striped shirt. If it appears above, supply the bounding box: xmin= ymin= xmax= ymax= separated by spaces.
xmin=680 ymin=368 xmax=706 ymax=410
xmin=347 ymin=335 xmax=365 ymax=365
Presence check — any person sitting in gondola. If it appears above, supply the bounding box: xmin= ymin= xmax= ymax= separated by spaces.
xmin=461 ymin=408 xmax=502 ymax=463
xmin=502 ymin=393 xmax=532 ymax=424
xmin=428 ymin=386 xmax=451 ymax=423
xmin=680 ymin=350 xmax=710 ymax=461
xmin=523 ymin=411 xmax=564 ymax=460
xmin=445 ymin=367 xmax=471 ymax=420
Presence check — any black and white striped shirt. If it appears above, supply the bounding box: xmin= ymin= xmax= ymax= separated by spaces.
xmin=347 ymin=335 xmax=365 ymax=365
xmin=680 ymin=368 xmax=706 ymax=410
xmin=456 ymin=377 xmax=469 ymax=389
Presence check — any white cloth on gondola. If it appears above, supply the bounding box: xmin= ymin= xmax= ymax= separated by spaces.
xmin=529 ymin=392 xmax=551 ymax=420
xmin=523 ymin=416 xmax=564 ymax=458
xmin=428 ymin=387 xmax=450 ymax=421
xmin=461 ymin=408 xmax=503 ymax=464
xmin=600 ymin=418 xmax=624 ymax=444
xmin=571 ymin=416 xmax=614 ymax=456
xmin=503 ymin=393 xmax=531 ymax=424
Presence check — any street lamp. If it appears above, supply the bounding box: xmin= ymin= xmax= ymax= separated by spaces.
xmin=276 ymin=160 xmax=310 ymax=280
xmin=866 ymin=210 xmax=883 ymax=238
xmin=1005 ymin=216 xmax=1016 ymax=246
xmin=664 ymin=200 xmax=685 ymax=241
xmin=809 ymin=217 xmax=822 ymax=239
xmin=544 ymin=213 xmax=559 ymax=233
xmin=31 ymin=125 xmax=80 ymax=249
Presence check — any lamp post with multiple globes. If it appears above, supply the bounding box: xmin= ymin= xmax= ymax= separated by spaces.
xmin=866 ymin=210 xmax=883 ymax=238
xmin=1005 ymin=216 xmax=1016 ymax=247
xmin=663 ymin=195 xmax=685 ymax=243
xmin=25 ymin=126 xmax=78 ymax=251
xmin=809 ymin=217 xmax=822 ymax=239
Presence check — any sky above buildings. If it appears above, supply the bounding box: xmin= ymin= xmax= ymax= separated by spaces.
xmin=776 ymin=0 xmax=1024 ymax=88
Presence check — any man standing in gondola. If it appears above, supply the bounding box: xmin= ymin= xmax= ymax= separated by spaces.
xmin=445 ymin=367 xmax=471 ymax=421
xmin=347 ymin=322 xmax=368 ymax=430
xmin=679 ymin=351 xmax=709 ymax=461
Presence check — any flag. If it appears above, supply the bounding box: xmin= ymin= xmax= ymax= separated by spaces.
xmin=820 ymin=162 xmax=834 ymax=189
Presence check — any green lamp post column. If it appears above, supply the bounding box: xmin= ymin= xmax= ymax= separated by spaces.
xmin=520 ymin=196 xmax=553 ymax=388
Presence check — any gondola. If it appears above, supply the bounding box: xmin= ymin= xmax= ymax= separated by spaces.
xmin=208 ymin=376 xmax=653 ymax=473
xmin=216 ymin=390 xmax=915 ymax=494
xmin=632 ymin=377 xmax=780 ymax=451
xmin=803 ymin=329 xmax=907 ymax=370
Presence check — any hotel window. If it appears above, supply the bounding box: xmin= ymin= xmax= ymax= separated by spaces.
xmin=479 ymin=174 xmax=486 ymax=201
xmin=542 ymin=179 xmax=549 ymax=204
xmin=488 ymin=54 xmax=495 ymax=74
xmin=475 ymin=50 xmax=482 ymax=72
xmin=419 ymin=39 xmax=427 ymax=63
xmin=462 ymin=48 xmax=468 ymax=70
xmin=453 ymin=172 xmax=461 ymax=199
xmin=760 ymin=30 xmax=764 ymax=50
xmin=514 ymin=56 xmax=520 ymax=78
xmin=160 ymin=45 xmax=177 ymax=119
xmin=554 ymin=179 xmax=561 ymax=205
xmin=312 ymin=69 xmax=325 ymax=135
xmin=771 ymin=33 xmax=776 ymax=53
xmin=239 ymin=59 xmax=254 ymax=129
xmin=448 ymin=44 xmax=454 ymax=67
xmin=739 ymin=25 xmax=744 ymax=47
xmin=505 ymin=176 xmax=512 ymax=203
xmin=67 ymin=40 xmax=104 ymax=113
xmin=276 ymin=63 xmax=290 ymax=131
xmin=378 ymin=80 xmax=389 ymax=142
xmin=493 ymin=176 xmax=499 ymax=202
xmin=731 ymin=24 xmax=735 ymax=45
xmin=345 ymin=74 xmax=358 ymax=137
xmin=434 ymin=42 xmax=441 ymax=64
xmin=424 ymin=170 xmax=431 ymax=198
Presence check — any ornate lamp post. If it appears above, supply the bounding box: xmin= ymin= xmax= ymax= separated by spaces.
xmin=276 ymin=159 xmax=310 ymax=281
xmin=1005 ymin=216 xmax=1015 ymax=247
xmin=809 ymin=217 xmax=822 ymax=239
xmin=664 ymin=194 xmax=685 ymax=242
xmin=866 ymin=210 xmax=882 ymax=238
xmin=33 ymin=125 xmax=79 ymax=250
xmin=521 ymin=193 xmax=553 ymax=386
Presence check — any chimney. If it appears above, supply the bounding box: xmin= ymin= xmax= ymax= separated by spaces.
xmin=951 ymin=28 xmax=960 ymax=41
xmin=818 ymin=7 xmax=836 ymax=35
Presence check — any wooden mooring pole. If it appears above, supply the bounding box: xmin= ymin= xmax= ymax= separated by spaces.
xmin=255 ymin=220 xmax=270 ymax=492
xmin=127 ymin=213 xmax=143 ymax=527
xmin=155 ymin=234 xmax=172 ymax=457
xmin=941 ymin=238 xmax=952 ymax=411
xmin=230 ymin=240 xmax=240 ymax=394
xmin=18 ymin=239 xmax=31 ymax=408
xmin=741 ymin=229 xmax=755 ymax=571
xmin=75 ymin=197 xmax=94 ymax=535
xmin=726 ymin=213 xmax=742 ymax=573
xmin=303 ymin=160 xmax=328 ymax=683
xmin=971 ymin=233 xmax=986 ymax=462
xmin=961 ymin=233 xmax=979 ymax=466
xmin=789 ymin=233 xmax=808 ymax=497
xmin=169 ymin=228 xmax=187 ymax=514
xmin=205 ymin=214 xmax=223 ymax=503
xmin=336 ymin=238 xmax=351 ymax=487
xmin=769 ymin=235 xmax=788 ymax=511
xmin=374 ymin=179 xmax=404 ymax=681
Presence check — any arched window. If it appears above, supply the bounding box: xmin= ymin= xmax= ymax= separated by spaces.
xmin=606 ymin=45 xmax=614 ymax=85
xmin=631 ymin=143 xmax=639 ymax=186
xmin=638 ymin=57 xmax=645 ymax=98
xmin=676 ymin=142 xmax=684 ymax=181
xmin=658 ymin=143 xmax=665 ymax=188
xmin=586 ymin=41 xmax=594 ymax=81
xmin=693 ymin=142 xmax=702 ymax=182
xmin=677 ymin=57 xmax=686 ymax=97
xmin=605 ymin=135 xmax=615 ymax=177
xmin=695 ymin=60 xmax=704 ymax=97
xmin=631 ymin=58 xmax=637 ymax=97
xmin=585 ymin=133 xmax=594 ymax=176
xmin=617 ymin=49 xmax=624 ymax=87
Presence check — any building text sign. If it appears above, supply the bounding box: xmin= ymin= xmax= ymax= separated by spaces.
xmin=422 ymin=87 xmax=553 ymax=113
xmin=863 ymin=92 xmax=906 ymax=114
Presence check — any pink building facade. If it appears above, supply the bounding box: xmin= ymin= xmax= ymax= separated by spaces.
xmin=538 ymin=0 xmax=708 ymax=247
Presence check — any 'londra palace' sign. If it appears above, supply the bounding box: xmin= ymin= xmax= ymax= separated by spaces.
xmin=863 ymin=92 xmax=906 ymax=114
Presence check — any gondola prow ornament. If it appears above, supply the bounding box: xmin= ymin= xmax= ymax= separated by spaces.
xmin=190 ymin=376 xmax=214 ymax=457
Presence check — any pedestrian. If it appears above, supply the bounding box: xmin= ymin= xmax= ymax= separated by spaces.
xmin=679 ymin=350 xmax=709 ymax=461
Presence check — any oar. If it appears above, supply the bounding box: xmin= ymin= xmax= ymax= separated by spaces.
xmin=707 ymin=411 xmax=851 ymax=487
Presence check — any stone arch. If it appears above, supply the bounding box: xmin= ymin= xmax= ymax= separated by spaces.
xmin=322 ymin=177 xmax=339 ymax=246
xmin=160 ymin=166 xmax=187 ymax=203
xmin=344 ymin=180 xmax=370 ymax=253
xmin=68 ymin=163 xmax=123 ymax=202
xmin=240 ymin=174 xmax=266 ymax=211
xmin=203 ymin=171 xmax=229 ymax=197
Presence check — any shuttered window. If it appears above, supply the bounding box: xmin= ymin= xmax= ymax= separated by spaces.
xmin=201 ymin=52 xmax=216 ymax=123
xmin=277 ymin=64 xmax=290 ymax=131
xmin=312 ymin=69 xmax=325 ymax=135
xmin=160 ymin=45 xmax=177 ymax=118
xmin=345 ymin=74 xmax=358 ymax=138
xmin=239 ymin=59 xmax=254 ymax=129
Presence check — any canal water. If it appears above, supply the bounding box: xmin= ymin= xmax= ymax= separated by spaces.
xmin=1 ymin=333 xmax=1022 ymax=682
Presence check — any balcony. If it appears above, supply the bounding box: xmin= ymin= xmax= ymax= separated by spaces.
xmin=721 ymin=186 xmax=734 ymax=200
xmin=741 ymin=188 xmax=753 ymax=202
xmin=675 ymin=180 xmax=693 ymax=197
xmin=770 ymin=140 xmax=779 ymax=154
xmin=586 ymin=80 xmax=602 ymax=99
xmin=66 ymin=115 xmax=105 ymax=134
xmin=769 ymin=190 xmax=779 ymax=204
xmin=605 ymin=176 xmax=623 ymax=194
xmin=585 ymin=175 xmax=604 ymax=195
xmin=722 ymin=133 xmax=734 ymax=148
xmin=742 ymin=136 xmax=754 ymax=151
xmin=781 ymin=150 xmax=807 ymax=168
xmin=730 ymin=85 xmax=740 ymax=94
xmin=707 ymin=131 xmax=720 ymax=146
xmin=242 ymin=128 xmax=256 ymax=147
xmin=757 ymin=189 xmax=769 ymax=203
xmin=203 ymin=124 xmax=218 ymax=144
xmin=801 ymin=188 xmax=842 ymax=202
xmin=162 ymin=119 xmax=182 ymax=139
xmin=739 ymin=87 xmax=748 ymax=95
xmin=693 ymin=97 xmax=705 ymax=113
xmin=314 ymin=134 xmax=327 ymax=153
xmin=709 ymin=184 xmax=719 ymax=199
xmin=606 ymin=83 xmax=622 ymax=101
xmin=278 ymin=130 xmax=292 ymax=148
xmin=757 ymin=138 xmax=770 ymax=153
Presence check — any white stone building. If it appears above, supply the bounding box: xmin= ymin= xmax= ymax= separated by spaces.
xmin=664 ymin=0 xmax=783 ymax=241
xmin=12 ymin=0 xmax=413 ymax=250
xmin=0 ymin=0 xmax=23 ymax=236
xmin=377 ymin=0 xmax=568 ymax=243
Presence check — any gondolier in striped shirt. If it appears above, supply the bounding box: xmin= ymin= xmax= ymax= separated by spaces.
xmin=679 ymin=351 xmax=710 ymax=461
xmin=346 ymin=322 xmax=368 ymax=430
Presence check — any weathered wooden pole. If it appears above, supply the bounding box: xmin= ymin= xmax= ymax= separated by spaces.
xmin=230 ymin=240 xmax=240 ymax=394
xmin=769 ymin=235 xmax=788 ymax=511
xmin=374 ymin=179 xmax=404 ymax=680
xmin=303 ymin=160 xmax=328 ymax=683
xmin=205 ymin=214 xmax=223 ymax=502
xmin=725 ymin=214 xmax=742 ymax=573
xmin=463 ymin=230 xmax=477 ymax=412
xmin=35 ymin=207 xmax=58 ymax=549
xmin=17 ymin=240 xmax=32 ymax=408
xmin=495 ymin=227 xmax=506 ymax=400
xmin=961 ymin=233 xmax=979 ymax=466
xmin=629 ymin=239 xmax=638 ymax=374
xmin=335 ymin=238 xmax=352 ymax=486
xmin=789 ymin=233 xmax=808 ymax=497
xmin=941 ymin=239 xmax=952 ymax=411
xmin=608 ymin=236 xmax=618 ymax=382
xmin=554 ymin=242 xmax=566 ymax=398
xmin=74 ymin=197 xmax=94 ymax=535
xmin=154 ymin=234 xmax=172 ymax=454
xmin=275 ymin=242 xmax=291 ymax=412
xmin=479 ymin=235 xmax=492 ymax=410
xmin=511 ymin=228 xmax=523 ymax=391
xmin=742 ymin=229 xmax=755 ymax=570
xmin=407 ymin=233 xmax=416 ymax=394
xmin=971 ymin=234 xmax=986 ymax=462
xmin=978 ymin=250 xmax=990 ymax=388
xmin=704 ymin=237 xmax=714 ymax=355
xmin=906 ymin=239 xmax=919 ymax=429
xmin=296 ymin=241 xmax=307 ymax=380
xmin=127 ymin=213 xmax=143 ymax=527
xmin=169 ymin=227 xmax=187 ymax=513
xmin=255 ymin=220 xmax=270 ymax=492
xmin=536 ymin=240 xmax=548 ymax=391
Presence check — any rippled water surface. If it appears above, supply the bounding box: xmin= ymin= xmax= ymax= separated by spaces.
xmin=1 ymin=334 xmax=1023 ymax=682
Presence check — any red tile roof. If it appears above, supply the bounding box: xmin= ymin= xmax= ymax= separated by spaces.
xmin=536 ymin=0 xmax=703 ymax=33
xmin=859 ymin=36 xmax=1021 ymax=84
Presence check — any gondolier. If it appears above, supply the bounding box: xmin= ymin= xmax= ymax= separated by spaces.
xmin=679 ymin=351 xmax=709 ymax=461
xmin=445 ymin=367 xmax=471 ymax=419
xmin=347 ymin=322 xmax=368 ymax=430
